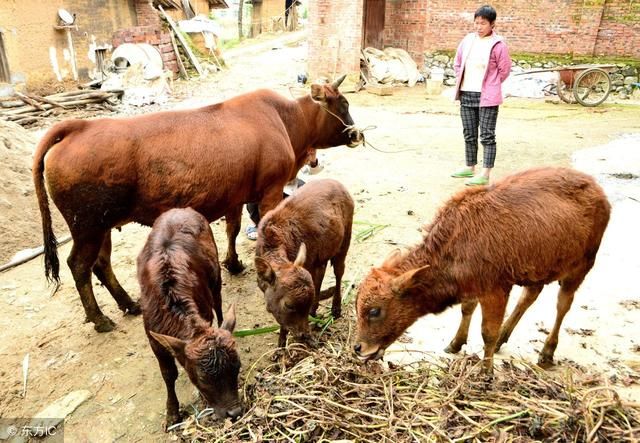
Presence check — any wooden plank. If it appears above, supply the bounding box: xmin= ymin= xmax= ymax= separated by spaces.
xmin=158 ymin=5 xmax=204 ymax=76
xmin=366 ymin=83 xmax=393 ymax=96
xmin=169 ymin=30 xmax=189 ymax=80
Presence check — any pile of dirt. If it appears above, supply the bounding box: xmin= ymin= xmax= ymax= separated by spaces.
xmin=0 ymin=120 xmax=67 ymax=264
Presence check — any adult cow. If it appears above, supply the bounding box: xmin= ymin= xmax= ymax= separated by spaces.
xmin=33 ymin=76 xmax=362 ymax=332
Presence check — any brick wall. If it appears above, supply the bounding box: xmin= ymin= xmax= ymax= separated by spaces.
xmin=307 ymin=0 xmax=363 ymax=80
xmin=594 ymin=0 xmax=640 ymax=56
xmin=113 ymin=0 xmax=179 ymax=74
xmin=398 ymin=0 xmax=640 ymax=63
xmin=308 ymin=0 xmax=639 ymax=79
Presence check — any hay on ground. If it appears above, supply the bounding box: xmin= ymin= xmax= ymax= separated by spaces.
xmin=174 ymin=314 xmax=640 ymax=442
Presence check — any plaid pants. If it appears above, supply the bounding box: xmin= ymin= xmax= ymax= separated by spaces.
xmin=460 ymin=91 xmax=499 ymax=168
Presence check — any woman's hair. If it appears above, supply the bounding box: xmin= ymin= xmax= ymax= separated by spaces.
xmin=474 ymin=5 xmax=497 ymax=23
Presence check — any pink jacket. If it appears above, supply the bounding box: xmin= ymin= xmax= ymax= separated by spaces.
xmin=453 ymin=32 xmax=511 ymax=107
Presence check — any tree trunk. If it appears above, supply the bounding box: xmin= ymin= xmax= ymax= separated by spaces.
xmin=237 ymin=0 xmax=244 ymax=40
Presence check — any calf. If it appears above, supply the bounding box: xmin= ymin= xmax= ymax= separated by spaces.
xmin=137 ymin=208 xmax=241 ymax=428
xmin=354 ymin=167 xmax=610 ymax=373
xmin=255 ymin=179 xmax=354 ymax=347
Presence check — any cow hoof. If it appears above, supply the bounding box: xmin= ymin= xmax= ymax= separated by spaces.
xmin=223 ymin=259 xmax=245 ymax=275
xmin=331 ymin=307 xmax=342 ymax=319
xmin=93 ymin=315 xmax=116 ymax=333
xmin=162 ymin=412 xmax=182 ymax=432
xmin=444 ymin=342 xmax=463 ymax=354
xmin=122 ymin=301 xmax=142 ymax=316
xmin=537 ymin=355 xmax=554 ymax=369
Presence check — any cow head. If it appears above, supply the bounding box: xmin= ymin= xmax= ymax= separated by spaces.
xmin=150 ymin=304 xmax=242 ymax=419
xmin=255 ymin=244 xmax=315 ymax=341
xmin=310 ymin=75 xmax=363 ymax=148
xmin=354 ymin=250 xmax=433 ymax=361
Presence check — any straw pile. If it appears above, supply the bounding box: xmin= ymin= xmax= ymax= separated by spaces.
xmin=174 ymin=315 xmax=640 ymax=442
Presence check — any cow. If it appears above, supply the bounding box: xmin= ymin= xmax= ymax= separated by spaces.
xmin=137 ymin=207 xmax=241 ymax=428
xmin=354 ymin=167 xmax=610 ymax=374
xmin=32 ymin=75 xmax=363 ymax=332
xmin=255 ymin=179 xmax=354 ymax=348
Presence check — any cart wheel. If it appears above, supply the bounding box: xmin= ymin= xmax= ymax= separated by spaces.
xmin=557 ymin=77 xmax=576 ymax=104
xmin=573 ymin=68 xmax=611 ymax=107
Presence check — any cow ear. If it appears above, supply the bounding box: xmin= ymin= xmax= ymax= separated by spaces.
xmin=382 ymin=248 xmax=408 ymax=268
xmin=255 ymin=256 xmax=276 ymax=286
xmin=149 ymin=331 xmax=187 ymax=365
xmin=311 ymin=84 xmax=326 ymax=102
xmin=390 ymin=265 xmax=430 ymax=296
xmin=293 ymin=243 xmax=307 ymax=267
xmin=221 ymin=303 xmax=236 ymax=333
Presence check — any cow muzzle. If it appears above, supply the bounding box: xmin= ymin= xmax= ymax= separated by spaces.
xmin=345 ymin=127 xmax=364 ymax=148
xmin=353 ymin=342 xmax=385 ymax=361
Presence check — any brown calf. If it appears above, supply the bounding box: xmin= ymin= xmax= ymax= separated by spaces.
xmin=354 ymin=167 xmax=610 ymax=373
xmin=33 ymin=76 xmax=362 ymax=332
xmin=255 ymin=179 xmax=354 ymax=347
xmin=137 ymin=208 xmax=241 ymax=428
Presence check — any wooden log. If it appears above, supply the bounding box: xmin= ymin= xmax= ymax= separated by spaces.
xmin=27 ymin=93 xmax=68 ymax=109
xmin=0 ymin=100 xmax=24 ymax=108
xmin=158 ymin=5 xmax=204 ymax=76
xmin=1 ymin=104 xmax=54 ymax=116
xmin=14 ymin=92 xmax=46 ymax=111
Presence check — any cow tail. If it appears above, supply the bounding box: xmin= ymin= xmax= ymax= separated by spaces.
xmin=32 ymin=120 xmax=82 ymax=286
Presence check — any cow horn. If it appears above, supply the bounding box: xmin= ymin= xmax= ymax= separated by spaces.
xmin=332 ymin=74 xmax=346 ymax=89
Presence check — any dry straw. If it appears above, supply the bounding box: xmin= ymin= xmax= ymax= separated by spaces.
xmin=176 ymin=313 xmax=639 ymax=442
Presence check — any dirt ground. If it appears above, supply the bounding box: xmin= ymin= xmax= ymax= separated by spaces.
xmin=1 ymin=36 xmax=639 ymax=441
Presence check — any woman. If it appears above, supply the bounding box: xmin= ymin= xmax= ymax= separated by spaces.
xmin=451 ymin=4 xmax=511 ymax=186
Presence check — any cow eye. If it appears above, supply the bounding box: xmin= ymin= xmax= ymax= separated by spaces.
xmin=368 ymin=307 xmax=381 ymax=318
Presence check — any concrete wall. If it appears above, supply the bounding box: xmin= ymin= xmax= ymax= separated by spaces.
xmin=0 ymin=0 xmax=136 ymax=83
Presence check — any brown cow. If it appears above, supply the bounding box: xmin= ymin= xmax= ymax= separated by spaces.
xmin=137 ymin=208 xmax=241 ymax=428
xmin=354 ymin=167 xmax=610 ymax=374
xmin=33 ymin=76 xmax=362 ymax=332
xmin=255 ymin=179 xmax=354 ymax=347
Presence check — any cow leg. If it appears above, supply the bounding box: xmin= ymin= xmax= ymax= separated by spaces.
xmin=496 ymin=284 xmax=544 ymax=351
xmin=330 ymin=255 xmax=346 ymax=319
xmin=152 ymin=346 xmax=181 ymax=429
xmin=479 ymin=292 xmax=508 ymax=375
xmin=538 ymin=273 xmax=586 ymax=368
xmin=222 ymin=205 xmax=245 ymax=274
xmin=67 ymin=231 xmax=116 ymax=332
xmin=209 ymin=275 xmax=223 ymax=327
xmin=310 ymin=263 xmax=327 ymax=317
xmin=92 ymin=231 xmax=141 ymax=316
xmin=444 ymin=299 xmax=479 ymax=354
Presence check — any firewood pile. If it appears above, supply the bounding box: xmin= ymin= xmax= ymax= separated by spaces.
xmin=0 ymin=89 xmax=124 ymax=126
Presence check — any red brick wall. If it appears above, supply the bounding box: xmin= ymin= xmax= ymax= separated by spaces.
xmin=307 ymin=0 xmax=364 ymax=80
xmin=309 ymin=0 xmax=639 ymax=78
xmin=135 ymin=0 xmax=162 ymax=27
xmin=594 ymin=0 xmax=640 ymax=56
xmin=113 ymin=0 xmax=179 ymax=74
xmin=396 ymin=0 xmax=640 ymax=62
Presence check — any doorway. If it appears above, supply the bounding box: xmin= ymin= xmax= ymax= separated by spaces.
xmin=362 ymin=0 xmax=385 ymax=49
xmin=0 ymin=31 xmax=10 ymax=83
